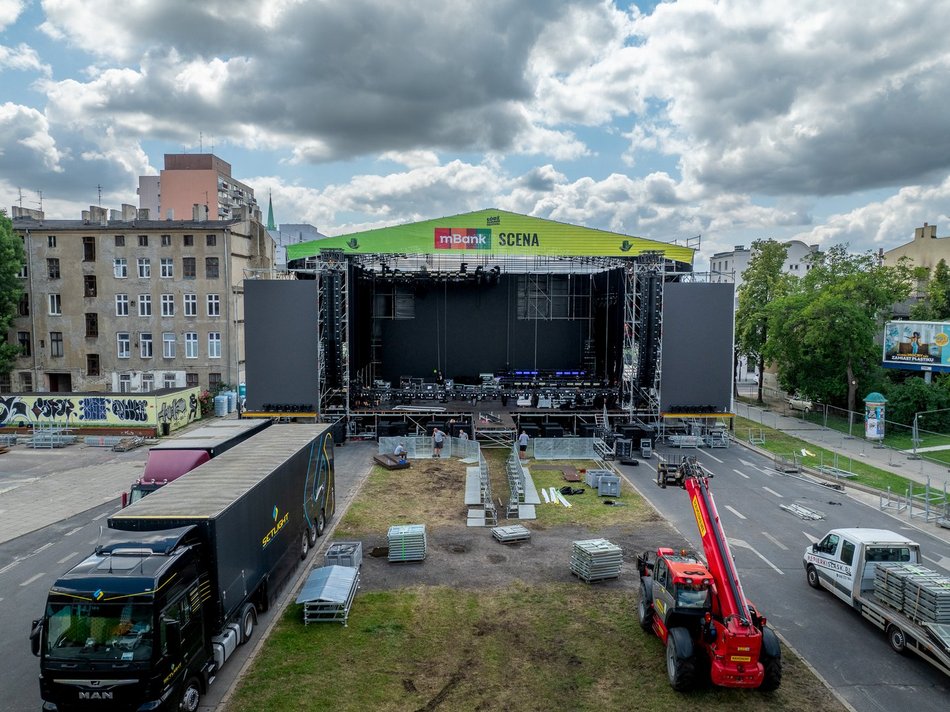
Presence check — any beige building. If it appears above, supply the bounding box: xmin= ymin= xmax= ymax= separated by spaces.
xmin=4 ymin=203 xmax=274 ymax=394
xmin=138 ymin=153 xmax=260 ymax=222
xmin=881 ymin=223 xmax=947 ymax=271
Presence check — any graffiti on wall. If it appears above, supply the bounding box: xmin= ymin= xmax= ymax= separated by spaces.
xmin=0 ymin=388 xmax=202 ymax=431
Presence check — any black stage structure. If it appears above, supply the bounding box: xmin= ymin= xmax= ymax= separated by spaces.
xmin=243 ymin=210 xmax=733 ymax=445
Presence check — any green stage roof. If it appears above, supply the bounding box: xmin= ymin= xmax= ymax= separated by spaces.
xmin=285 ymin=209 xmax=694 ymax=264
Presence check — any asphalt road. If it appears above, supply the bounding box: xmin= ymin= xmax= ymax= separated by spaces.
xmin=0 ymin=440 xmax=375 ymax=712
xmin=622 ymin=443 xmax=950 ymax=712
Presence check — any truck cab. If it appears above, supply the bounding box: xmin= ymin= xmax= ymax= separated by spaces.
xmin=803 ymin=528 xmax=920 ymax=605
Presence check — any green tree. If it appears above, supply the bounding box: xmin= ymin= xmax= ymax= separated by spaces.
xmin=909 ymin=259 xmax=950 ymax=320
xmin=0 ymin=210 xmax=26 ymax=379
xmin=765 ymin=246 xmax=912 ymax=413
xmin=735 ymin=239 xmax=790 ymax=404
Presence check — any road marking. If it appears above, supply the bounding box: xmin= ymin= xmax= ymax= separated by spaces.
xmin=762 ymin=531 xmax=789 ymax=550
xmin=58 ymin=552 xmax=81 ymax=564
xmin=65 ymin=526 xmax=83 ymax=536
xmin=92 ymin=511 xmax=110 ymax=521
xmin=803 ymin=531 xmax=819 ymax=544
xmin=33 ymin=542 xmax=53 ymax=555
xmin=730 ymin=538 xmax=784 ymax=575
xmin=724 ymin=505 xmax=747 ymax=520
xmin=701 ymin=452 xmax=724 ymax=464
xmin=732 ymin=469 xmax=750 ymax=479
xmin=20 ymin=573 xmax=45 ymax=587
xmin=762 ymin=486 xmax=784 ymax=498
xmin=0 ymin=560 xmax=21 ymax=575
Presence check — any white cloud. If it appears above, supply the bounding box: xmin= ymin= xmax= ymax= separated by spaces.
xmin=0 ymin=102 xmax=65 ymax=174
xmin=0 ymin=43 xmax=51 ymax=75
xmin=0 ymin=0 xmax=26 ymax=32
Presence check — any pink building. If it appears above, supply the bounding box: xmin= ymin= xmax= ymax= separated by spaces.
xmin=138 ymin=154 xmax=260 ymax=222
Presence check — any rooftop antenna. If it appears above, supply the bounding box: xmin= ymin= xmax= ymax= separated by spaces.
xmin=97 ymin=184 xmax=102 ymax=207
xmin=199 ymin=131 xmax=203 ymax=153
xmin=210 ymin=135 xmax=214 ymax=154
xmin=36 ymin=190 xmax=43 ymax=212
xmin=17 ymin=187 xmax=23 ymax=208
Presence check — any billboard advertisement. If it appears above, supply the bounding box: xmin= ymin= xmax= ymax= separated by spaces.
xmin=882 ymin=320 xmax=950 ymax=372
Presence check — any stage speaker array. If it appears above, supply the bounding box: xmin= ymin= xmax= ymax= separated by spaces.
xmin=636 ymin=271 xmax=662 ymax=389
xmin=322 ymin=271 xmax=345 ymax=388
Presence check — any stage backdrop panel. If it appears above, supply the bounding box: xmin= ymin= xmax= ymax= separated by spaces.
xmin=659 ymin=283 xmax=734 ymax=414
xmin=244 ymin=280 xmax=319 ymax=411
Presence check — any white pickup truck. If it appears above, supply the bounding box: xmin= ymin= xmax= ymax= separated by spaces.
xmin=803 ymin=528 xmax=950 ymax=676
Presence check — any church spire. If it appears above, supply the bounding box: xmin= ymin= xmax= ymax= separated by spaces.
xmin=266 ymin=190 xmax=277 ymax=231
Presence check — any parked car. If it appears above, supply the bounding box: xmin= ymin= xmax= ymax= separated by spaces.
xmin=787 ymin=394 xmax=813 ymax=412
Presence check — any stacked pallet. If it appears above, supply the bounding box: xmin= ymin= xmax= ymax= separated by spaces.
xmin=874 ymin=563 xmax=950 ymax=624
xmin=388 ymin=524 xmax=427 ymax=562
xmin=570 ymin=539 xmax=623 ymax=583
xmin=491 ymin=524 xmax=531 ymax=544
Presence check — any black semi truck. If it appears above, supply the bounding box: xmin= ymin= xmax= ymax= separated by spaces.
xmin=31 ymin=424 xmax=335 ymax=712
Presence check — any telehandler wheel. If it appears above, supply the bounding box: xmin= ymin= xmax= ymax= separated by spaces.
xmin=758 ymin=627 xmax=783 ymax=691
xmin=637 ymin=582 xmax=654 ymax=633
xmin=666 ymin=627 xmax=697 ymax=691
xmin=805 ymin=565 xmax=822 ymax=589
xmin=887 ymin=624 xmax=907 ymax=654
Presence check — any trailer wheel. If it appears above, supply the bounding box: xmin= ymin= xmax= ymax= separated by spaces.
xmin=240 ymin=603 xmax=257 ymax=644
xmin=806 ymin=565 xmax=822 ymax=589
xmin=179 ymin=677 xmax=201 ymax=712
xmin=887 ymin=624 xmax=907 ymax=654
xmin=638 ymin=581 xmax=654 ymax=633
xmin=307 ymin=524 xmax=318 ymax=547
xmin=316 ymin=508 xmax=326 ymax=537
xmin=300 ymin=530 xmax=309 ymax=560
xmin=666 ymin=627 xmax=697 ymax=691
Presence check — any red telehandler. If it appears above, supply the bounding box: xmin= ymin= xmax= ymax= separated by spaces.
xmin=636 ymin=461 xmax=782 ymax=691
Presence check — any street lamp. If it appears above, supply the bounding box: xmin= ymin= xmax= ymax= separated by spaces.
xmin=909 ymin=406 xmax=950 ymax=459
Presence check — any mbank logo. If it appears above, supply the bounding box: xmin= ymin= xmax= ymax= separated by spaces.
xmin=434 ymin=228 xmax=491 ymax=250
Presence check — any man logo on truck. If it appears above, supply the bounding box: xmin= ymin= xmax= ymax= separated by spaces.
xmin=262 ymin=506 xmax=290 ymax=548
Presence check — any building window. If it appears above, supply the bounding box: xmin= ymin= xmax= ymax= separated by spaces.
xmin=160 ymin=257 xmax=174 ymax=278
xmin=209 ymin=372 xmax=222 ymax=391
xmin=140 ymin=333 xmax=153 ymax=358
xmin=185 ymin=332 xmax=198 ymax=358
xmin=18 ymin=263 xmax=28 ymax=279
xmin=0 ymin=373 xmax=10 ymax=393
xmin=18 ymin=331 xmax=31 ymax=356
xmin=163 ymin=332 xmax=176 ymax=358
xmin=161 ymin=294 xmax=175 ymax=317
xmin=119 ymin=374 xmax=131 ymax=392
xmin=183 ymin=257 xmax=196 ymax=279
xmin=84 ymin=275 xmax=97 ymax=297
xmin=47 ymin=235 xmax=57 ymax=248
xmin=116 ymin=293 xmax=129 ymax=316
xmin=184 ymin=293 xmax=197 ymax=316
xmin=50 ymin=331 xmax=64 ymax=357
xmin=183 ymin=234 xmax=194 ymax=247
xmin=47 ymin=258 xmax=60 ymax=279
xmin=186 ymin=373 xmax=199 ymax=388
xmin=85 ymin=313 xmax=98 ymax=338
xmin=207 ymin=294 xmax=221 ymax=317
xmin=83 ymin=236 xmax=95 ymax=261
xmin=48 ymin=294 xmax=62 ymax=315
xmin=117 ymin=332 xmax=131 ymax=358
xmin=208 ymin=332 xmax=221 ymax=358
xmin=161 ymin=234 xmax=171 ymax=247
xmin=206 ymin=234 xmax=217 ymax=247
xmin=87 ymin=354 xmax=100 ymax=377
xmin=164 ymin=372 xmax=177 ymax=388
xmin=142 ymin=373 xmax=154 ymax=392
xmin=21 ymin=372 xmax=33 ymax=391
xmin=138 ymin=294 xmax=152 ymax=317
xmin=115 ymin=235 xmax=125 ymax=247
xmin=114 ymin=258 xmax=128 ymax=278
xmin=205 ymin=257 xmax=219 ymax=279
xmin=137 ymin=258 xmax=151 ymax=278
xmin=138 ymin=235 xmax=148 ymax=247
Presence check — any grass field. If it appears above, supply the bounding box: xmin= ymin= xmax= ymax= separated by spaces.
xmin=225 ymin=451 xmax=848 ymax=712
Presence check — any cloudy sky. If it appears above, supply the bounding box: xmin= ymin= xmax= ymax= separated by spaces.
xmin=2 ymin=0 xmax=949 ymax=268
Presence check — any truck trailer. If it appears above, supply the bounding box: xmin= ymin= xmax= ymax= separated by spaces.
xmin=31 ymin=424 xmax=335 ymax=712
xmin=124 ymin=418 xmax=272 ymax=506
xmin=804 ymin=527 xmax=950 ymax=677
